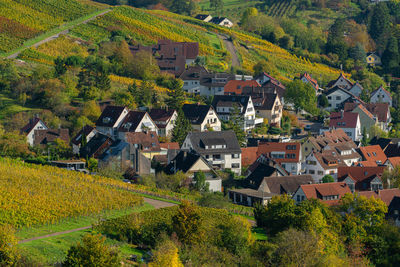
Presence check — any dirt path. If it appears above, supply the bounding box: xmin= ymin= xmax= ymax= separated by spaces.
xmin=18 ymin=197 xmax=176 ymax=244
xmin=7 ymin=9 xmax=111 ymax=59
xmin=217 ymin=34 xmax=240 ymax=67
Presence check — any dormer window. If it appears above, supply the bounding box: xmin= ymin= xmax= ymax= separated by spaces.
xmin=103 ymin=117 xmax=111 ymax=124
xmin=372 ymin=152 xmax=377 ymax=156
xmin=124 ymin=122 xmax=132 ymax=129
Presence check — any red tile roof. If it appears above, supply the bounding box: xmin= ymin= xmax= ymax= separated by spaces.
xmin=359 ymin=145 xmax=387 ymax=164
xmin=299 ymin=182 xmax=351 ymax=206
xmin=359 ymin=188 xmax=400 ymax=206
xmin=329 ymin=112 xmax=359 ymax=128
xmin=387 ymin=157 xmax=400 ymax=168
xmin=160 ymin=142 xmax=180 ymax=150
xmin=337 ymin=166 xmax=385 ymax=182
xmin=241 ymin=147 xmax=259 ymax=167
xmin=224 ymin=80 xmax=260 ymax=95
xmin=356 ymin=161 xmax=378 ymax=167
xmin=257 ymin=142 xmax=300 ymax=163
xmin=125 ymin=131 xmax=160 ymax=152
xmin=300 ymin=72 xmax=319 ymax=91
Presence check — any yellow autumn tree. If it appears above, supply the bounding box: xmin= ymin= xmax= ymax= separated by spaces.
xmin=149 ymin=240 xmax=183 ymax=267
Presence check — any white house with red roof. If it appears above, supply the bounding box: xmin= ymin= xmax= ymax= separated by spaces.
xmin=327 ymin=73 xmax=353 ymax=89
xmin=300 ymin=72 xmax=322 ymax=95
xmin=329 ymin=112 xmax=362 ymax=141
xmin=370 ymin=86 xmax=392 ymax=107
xmin=20 ymin=117 xmax=48 ymax=146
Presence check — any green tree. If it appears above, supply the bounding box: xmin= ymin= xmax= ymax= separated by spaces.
xmin=382 ymin=36 xmax=400 ymax=73
xmin=326 ymin=18 xmax=348 ymax=59
xmin=0 ymin=224 xmax=20 ymax=266
xmin=47 ymin=138 xmax=73 ymax=160
xmin=241 ymin=7 xmax=258 ymax=26
xmin=210 ymin=0 xmax=224 ymax=13
xmin=63 ymin=233 xmax=120 ymax=267
xmin=322 ymin=175 xmax=334 ymax=183
xmin=349 ymin=43 xmax=367 ymax=65
xmin=193 ymin=171 xmax=209 ymax=192
xmin=172 ymin=201 xmax=202 ymax=244
xmin=369 ymin=3 xmax=391 ymax=52
xmin=361 ymin=127 xmax=369 ymax=146
xmin=224 ymin=104 xmax=246 ymax=146
xmin=165 ymin=79 xmax=185 ymax=110
xmin=285 ymin=79 xmax=318 ymax=115
xmin=130 ymin=50 xmax=160 ymax=80
xmin=318 ymin=94 xmax=329 ymax=108
xmin=171 ymin=109 xmax=192 ymax=146
xmin=54 ymin=56 xmax=67 ymax=76
xmin=149 ymin=239 xmax=184 ymax=267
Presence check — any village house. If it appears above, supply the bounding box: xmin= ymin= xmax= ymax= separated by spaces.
xmin=71 ymin=125 xmax=98 ymax=155
xmin=117 ymin=111 xmax=158 ymax=140
xmin=292 ymin=182 xmax=351 ymax=206
xmin=370 ymin=137 xmax=400 ymax=158
xmin=165 ymin=150 xmax=222 ymax=192
xmin=252 ymin=93 xmax=283 ymax=127
xmin=32 ymin=129 xmax=70 ymax=147
xmin=80 ymin=132 xmax=113 ymax=159
xmin=224 ymin=80 xmax=261 ymax=95
xmin=180 ymin=66 xmax=209 ymax=95
xmin=304 ymin=150 xmax=345 ymax=183
xmin=300 ymin=72 xmax=322 ymax=95
xmin=384 ymin=157 xmax=400 ymax=170
xmin=359 ymin=188 xmax=400 ymax=206
xmin=370 ymin=86 xmax=392 ymax=107
xmin=182 ymin=104 xmax=221 ymax=131
xmin=20 ymin=117 xmax=48 ymax=146
xmin=388 ymin=196 xmax=400 ymax=226
xmin=254 ymin=72 xmax=286 ymax=103
xmin=301 ymin=129 xmax=356 ymax=160
xmin=130 ymin=40 xmax=199 ymax=77
xmin=194 ymin=14 xmax=213 ymax=22
xmin=256 ymin=142 xmax=302 ymax=175
xmin=199 ymin=72 xmax=235 ymax=96
xmin=337 ymin=166 xmax=386 ymax=192
xmin=212 ymin=95 xmax=262 ymax=131
xmin=343 ymin=103 xmax=376 ymax=133
xmin=96 ymin=105 xmax=129 ymax=139
xmin=324 ymin=86 xmax=364 ymax=111
xmin=209 ymin=17 xmax=233 ymax=28
xmin=366 ymin=52 xmax=382 ymax=66
xmin=229 ymin=174 xmax=313 ymax=206
xmin=148 ymin=108 xmax=177 ymax=138
xmin=329 ymin=112 xmax=362 ymax=141
xmin=344 ymin=102 xmax=391 ymax=131
xmin=181 ymin=130 xmax=242 ymax=174
xmin=327 ymin=73 xmax=353 ymax=90
xmin=123 ymin=131 xmax=161 ymax=159
xmin=358 ymin=145 xmax=387 ymax=166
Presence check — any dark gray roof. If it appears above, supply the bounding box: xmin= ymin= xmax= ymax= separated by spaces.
xmin=165 ymin=150 xmax=214 ymax=174
xmin=210 ymin=17 xmax=229 ymax=24
xmin=71 ymin=125 xmax=95 ymax=145
xmin=96 ymin=106 xmax=126 ymax=127
xmin=252 ymin=93 xmax=278 ymax=110
xmin=185 ymin=130 xmax=241 ymax=154
xmin=243 ymin=163 xmax=279 ymax=190
xmin=80 ymin=133 xmax=112 ymax=158
xmin=200 ymin=73 xmax=234 ymax=87
xmin=179 ymin=66 xmax=208 ymax=80
xmin=263 ymin=175 xmax=314 ymax=194
xmin=182 ymin=104 xmax=213 ymax=125
xmin=118 ymin=111 xmax=147 ymax=132
xmin=211 ymin=95 xmax=250 ymax=114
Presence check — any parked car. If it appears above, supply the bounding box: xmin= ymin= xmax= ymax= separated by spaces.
xmin=305 ymin=125 xmax=312 ymax=131
xmin=280 ymin=136 xmax=291 ymax=143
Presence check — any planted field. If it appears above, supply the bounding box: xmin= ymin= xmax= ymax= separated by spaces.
xmin=0 ymin=0 xmax=103 ymax=53
xmin=0 ymin=159 xmax=143 ymax=228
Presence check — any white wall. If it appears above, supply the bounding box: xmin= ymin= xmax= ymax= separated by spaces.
xmin=27 ymin=121 xmax=48 ymax=146
xmin=326 ymin=90 xmax=351 ymax=111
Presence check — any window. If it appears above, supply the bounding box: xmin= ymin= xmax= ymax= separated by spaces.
xmin=232 ymin=154 xmax=239 ymax=159
xmin=309 ymin=170 xmax=315 ymax=174
xmin=336 ymin=96 xmax=341 ymax=100
xmin=297 ymin=195 xmax=300 ymax=201
xmin=318 ymin=171 xmax=323 ymax=175
xmin=231 ymin=163 xmax=240 ymax=168
xmin=328 ymin=96 xmax=332 ymax=100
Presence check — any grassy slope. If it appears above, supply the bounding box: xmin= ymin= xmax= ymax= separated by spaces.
xmin=18 ymin=203 xmax=154 ymax=265
xmin=199 ymin=0 xmax=262 ymax=22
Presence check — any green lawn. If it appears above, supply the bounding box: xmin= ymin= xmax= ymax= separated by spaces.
xmin=18 ymin=203 xmax=154 ymax=265
xmin=252 ymin=227 xmax=268 ymax=241
xmin=0 ymin=94 xmax=36 ymax=120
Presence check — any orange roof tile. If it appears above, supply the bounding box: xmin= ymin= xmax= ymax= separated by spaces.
xmin=224 ymin=80 xmax=260 ymax=95
xmin=359 ymin=145 xmax=387 ymax=164
xmin=359 ymin=189 xmax=400 ymax=206
xmin=257 ymin=142 xmax=301 ymax=163
xmin=241 ymin=147 xmax=259 ymax=167
xmin=387 ymin=157 xmax=400 ymax=168
xmin=160 ymin=142 xmax=180 ymax=150
xmin=299 ymin=182 xmax=351 ymax=206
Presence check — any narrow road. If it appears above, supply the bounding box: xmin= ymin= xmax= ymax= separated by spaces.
xmin=7 ymin=9 xmax=111 ymax=59
xmin=217 ymin=34 xmax=240 ymax=67
xmin=18 ymin=197 xmax=176 ymax=244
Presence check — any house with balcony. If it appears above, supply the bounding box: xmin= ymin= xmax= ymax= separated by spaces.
xmin=96 ymin=106 xmax=129 ymax=139
xmin=117 ymin=111 xmax=158 ymax=140
xmin=148 ymin=108 xmax=177 ymax=138
xmin=252 ymin=93 xmax=282 ymax=127
xmin=182 ymin=104 xmax=221 ymax=131
xmin=181 ymin=130 xmax=242 ymax=174
xmin=256 ymin=142 xmax=302 ymax=175
xmin=212 ymin=95 xmax=262 ymax=131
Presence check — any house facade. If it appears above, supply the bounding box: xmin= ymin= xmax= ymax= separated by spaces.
xmin=96 ymin=106 xmax=129 ymax=139
xmin=329 ymin=112 xmax=362 ymax=141
xmin=252 ymin=93 xmax=282 ymax=127
xmin=182 ymin=104 xmax=221 ymax=131
xmin=370 ymin=86 xmax=392 ymax=107
xmin=181 ymin=131 xmax=242 ymax=174
xmin=20 ymin=118 xmax=49 ymax=146
xmin=366 ymin=52 xmax=382 ymax=66
xmin=148 ymin=108 xmax=177 ymax=138
xmin=292 ymin=182 xmax=351 ymax=205
xmin=117 ymin=111 xmax=158 ymax=140
xmin=71 ymin=125 xmax=98 ymax=155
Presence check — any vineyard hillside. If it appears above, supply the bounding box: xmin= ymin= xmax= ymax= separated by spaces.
xmin=0 ymin=159 xmax=143 ymax=228
xmin=0 ymin=0 xmax=107 ymax=53
xmin=21 ymin=5 xmax=343 ymax=83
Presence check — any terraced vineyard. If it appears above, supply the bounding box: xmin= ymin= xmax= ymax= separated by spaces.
xmin=266 ymin=0 xmax=296 ymax=17
xmin=0 ymin=0 xmax=105 ymax=53
xmin=0 ymin=159 xmax=143 ymax=228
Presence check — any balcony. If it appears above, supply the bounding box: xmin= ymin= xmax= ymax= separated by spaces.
xmin=210 ymin=159 xmax=225 ymax=165
xmin=246 ymin=117 xmax=263 ymax=125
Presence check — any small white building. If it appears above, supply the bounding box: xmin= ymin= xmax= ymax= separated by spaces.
xmin=370 ymin=86 xmax=392 ymax=107
xmin=20 ymin=117 xmax=48 ymax=146
xmin=117 ymin=111 xmax=158 ymax=140
xmin=96 ymin=106 xmax=129 ymax=139
xmin=210 ymin=17 xmax=233 ymax=28
xmin=148 ymin=108 xmax=178 ymax=138
xmin=182 ymin=104 xmax=221 ymax=132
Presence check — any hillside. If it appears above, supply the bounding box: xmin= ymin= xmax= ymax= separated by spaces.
xmin=16 ymin=5 xmax=343 ymax=83
xmin=0 ymin=159 xmax=142 ymax=228
xmin=0 ymin=0 xmax=107 ymax=54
